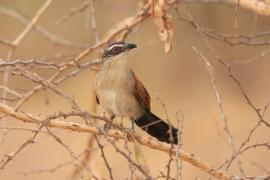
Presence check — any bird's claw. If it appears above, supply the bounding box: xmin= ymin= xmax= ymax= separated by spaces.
xmin=102 ymin=123 xmax=111 ymax=135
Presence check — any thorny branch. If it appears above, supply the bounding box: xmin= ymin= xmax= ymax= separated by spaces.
xmin=192 ymin=46 xmax=246 ymax=177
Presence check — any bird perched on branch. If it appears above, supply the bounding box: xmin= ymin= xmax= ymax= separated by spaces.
xmin=94 ymin=41 xmax=178 ymax=144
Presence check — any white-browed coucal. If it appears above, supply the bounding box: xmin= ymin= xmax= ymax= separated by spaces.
xmin=94 ymin=41 xmax=178 ymax=144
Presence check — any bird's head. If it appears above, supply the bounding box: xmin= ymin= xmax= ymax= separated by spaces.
xmin=102 ymin=41 xmax=137 ymax=60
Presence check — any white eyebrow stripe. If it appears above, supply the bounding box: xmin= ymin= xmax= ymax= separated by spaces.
xmin=107 ymin=43 xmax=125 ymax=51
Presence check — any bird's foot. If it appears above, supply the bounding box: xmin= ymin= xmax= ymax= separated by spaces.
xmin=102 ymin=123 xmax=111 ymax=135
xmin=101 ymin=114 xmax=115 ymax=135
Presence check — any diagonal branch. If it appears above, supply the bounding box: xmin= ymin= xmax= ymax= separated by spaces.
xmin=12 ymin=0 xmax=53 ymax=46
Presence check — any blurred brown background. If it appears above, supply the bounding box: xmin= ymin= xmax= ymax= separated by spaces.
xmin=0 ymin=0 xmax=269 ymax=179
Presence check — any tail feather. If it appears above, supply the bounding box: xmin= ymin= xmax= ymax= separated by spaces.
xmin=135 ymin=111 xmax=178 ymax=144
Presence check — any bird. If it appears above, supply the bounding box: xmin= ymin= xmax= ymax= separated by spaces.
xmin=94 ymin=41 xmax=178 ymax=144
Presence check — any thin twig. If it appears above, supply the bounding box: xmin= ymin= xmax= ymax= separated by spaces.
xmin=95 ymin=136 xmax=114 ymax=180
xmin=192 ymin=46 xmax=246 ymax=177
xmin=13 ymin=0 xmax=53 ymax=46
xmin=176 ymin=112 xmax=184 ymax=180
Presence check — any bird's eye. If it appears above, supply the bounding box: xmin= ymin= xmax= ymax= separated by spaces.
xmin=111 ymin=47 xmax=120 ymax=54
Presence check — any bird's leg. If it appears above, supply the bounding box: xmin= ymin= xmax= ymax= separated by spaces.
xmin=125 ymin=118 xmax=136 ymax=141
xmin=103 ymin=114 xmax=115 ymax=133
xmin=131 ymin=118 xmax=136 ymax=132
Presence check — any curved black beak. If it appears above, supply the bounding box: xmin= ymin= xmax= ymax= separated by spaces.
xmin=125 ymin=43 xmax=137 ymax=50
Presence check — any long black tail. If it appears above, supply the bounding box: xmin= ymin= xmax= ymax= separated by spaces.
xmin=135 ymin=110 xmax=178 ymax=144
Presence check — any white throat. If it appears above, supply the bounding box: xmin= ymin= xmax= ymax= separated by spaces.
xmin=103 ymin=52 xmax=129 ymax=67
